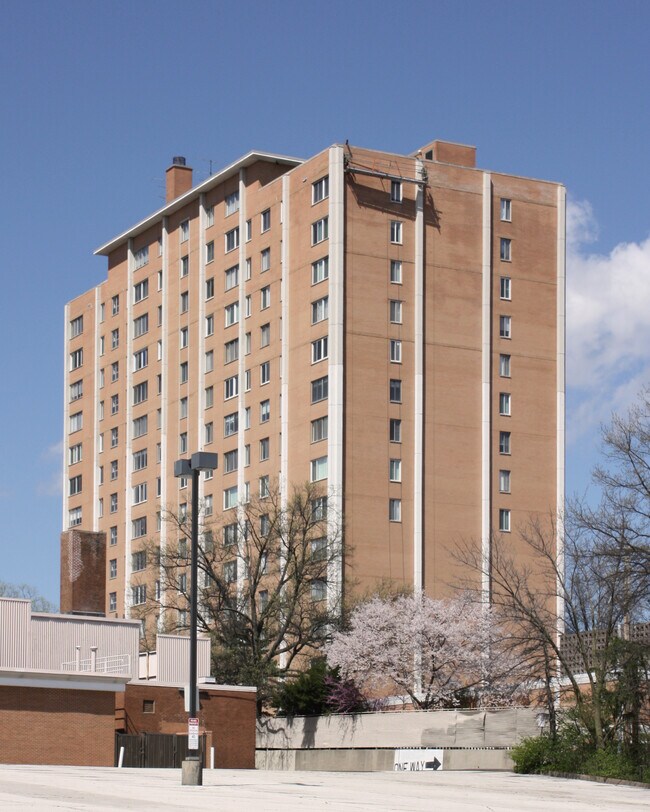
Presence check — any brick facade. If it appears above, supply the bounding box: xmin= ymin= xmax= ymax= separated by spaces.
xmin=0 ymin=686 xmax=116 ymax=766
xmin=118 ymin=683 xmax=256 ymax=768
xmin=60 ymin=529 xmax=106 ymax=614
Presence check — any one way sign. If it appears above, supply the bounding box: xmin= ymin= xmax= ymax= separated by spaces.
xmin=393 ymin=749 xmax=444 ymax=771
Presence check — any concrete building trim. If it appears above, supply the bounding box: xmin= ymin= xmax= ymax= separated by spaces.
xmin=236 ymin=168 xmax=247 ymax=597
xmin=327 ymin=145 xmax=345 ymax=605
xmin=159 ymin=216 xmax=169 ymax=624
xmin=62 ymin=302 xmax=70 ymax=532
xmin=198 ymin=194 xmax=208 ymax=456
xmin=94 ymin=151 xmax=303 ymax=256
xmin=413 ymin=158 xmax=425 ymax=594
xmin=93 ymin=286 xmax=101 ymax=531
xmin=280 ymin=174 xmax=290 ymax=508
xmin=0 ymin=667 xmax=130 ymax=692
xmin=556 ymin=184 xmax=567 ymax=635
xmin=124 ymin=238 xmax=135 ymax=616
xmin=481 ymin=173 xmax=492 ymax=602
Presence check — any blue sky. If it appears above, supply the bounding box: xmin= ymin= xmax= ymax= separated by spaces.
xmin=1 ymin=0 xmax=649 ymax=605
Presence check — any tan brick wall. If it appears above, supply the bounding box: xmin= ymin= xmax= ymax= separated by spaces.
xmin=0 ymin=686 xmax=115 ymax=766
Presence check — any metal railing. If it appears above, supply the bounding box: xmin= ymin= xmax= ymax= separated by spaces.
xmin=61 ymin=652 xmax=131 ymax=675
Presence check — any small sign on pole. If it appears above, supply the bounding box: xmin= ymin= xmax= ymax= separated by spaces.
xmin=188 ymin=717 xmax=199 ymax=751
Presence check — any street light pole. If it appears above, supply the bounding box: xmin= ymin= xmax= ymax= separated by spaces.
xmin=174 ymin=451 xmax=218 ymax=787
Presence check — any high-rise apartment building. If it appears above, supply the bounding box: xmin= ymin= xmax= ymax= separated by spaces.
xmin=62 ymin=139 xmax=565 ymax=622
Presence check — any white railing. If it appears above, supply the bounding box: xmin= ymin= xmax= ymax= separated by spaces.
xmin=61 ymin=653 xmax=131 ymax=675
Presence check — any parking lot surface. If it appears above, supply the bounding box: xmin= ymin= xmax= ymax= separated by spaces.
xmin=0 ymin=765 xmax=647 ymax=811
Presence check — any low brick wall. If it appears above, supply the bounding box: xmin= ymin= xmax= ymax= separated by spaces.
xmin=0 ymin=685 xmax=116 ymax=766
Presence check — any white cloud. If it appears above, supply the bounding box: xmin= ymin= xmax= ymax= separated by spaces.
xmin=566 ymin=198 xmax=650 ymax=440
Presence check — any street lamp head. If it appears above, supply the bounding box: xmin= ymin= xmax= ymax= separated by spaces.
xmin=174 ymin=458 xmax=192 ymax=478
xmin=190 ymin=451 xmax=218 ymax=472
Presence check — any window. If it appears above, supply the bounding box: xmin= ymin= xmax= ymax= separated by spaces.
xmin=389 ymin=498 xmax=402 ymax=522
xmin=69 ymin=380 xmax=83 ymax=402
xmin=245 ymin=219 xmax=252 ymax=241
xmin=260 ymin=286 xmax=270 ymax=310
xmin=110 ymin=493 xmax=118 ymax=513
xmin=311 ymin=336 xmax=328 ymax=363
xmin=224 ymin=561 xmax=237 ymax=583
xmin=225 ymin=190 xmax=239 ymax=216
xmin=69 ymin=507 xmax=82 ymax=527
xmin=132 ymin=550 xmax=146 ymax=571
xmin=224 ymin=375 xmax=238 ymax=399
xmin=180 ymin=361 xmax=188 ymax=383
xmin=205 ymin=350 xmax=214 ymax=373
xmin=390 ymin=259 xmax=402 ymax=284
xmin=224 ymin=486 xmax=238 ymax=510
xmin=390 ymin=339 xmax=402 ymax=363
xmin=109 ymin=592 xmax=117 ymax=612
xmin=205 ymin=241 xmax=214 ymax=263
xmin=389 ymin=379 xmax=402 ymax=403
xmin=245 ymin=294 xmax=252 ymax=317
xmin=500 ymin=238 xmax=511 ymax=261
xmin=245 ymin=258 xmax=252 ymax=279
xmin=500 ymin=277 xmax=511 ymax=300
xmin=390 ymin=418 xmax=401 ymax=443
xmin=499 ymin=508 xmax=511 ymax=532
xmin=499 ymin=431 xmax=511 ymax=454
xmin=132 ymin=415 xmax=148 ymax=438
xmin=311 ymin=217 xmax=329 ymax=245
xmin=69 ymin=315 xmax=83 ymax=338
xmin=312 ymin=496 xmax=327 ymax=521
xmin=111 ymin=427 xmax=118 ymax=447
xmin=131 ymin=381 xmax=149 ymax=407
xmin=311 ymin=537 xmax=327 ymax=562
xmin=311 ymin=376 xmax=328 ymax=403
xmin=499 ymin=354 xmax=511 ymax=378
xmin=311 ymin=579 xmax=327 ymax=602
xmin=157 ymin=269 xmax=163 ymax=290
xmin=260 ymin=361 xmax=270 ymax=385
xmin=69 ymin=412 xmax=83 ymax=433
xmin=259 ymin=475 xmax=270 ymax=498
xmin=261 ymin=208 xmax=271 ymax=232
xmin=310 ymin=455 xmax=328 ymax=482
xmin=225 ymin=302 xmax=239 ymax=327
xmin=133 ymin=313 xmax=148 ymax=338
xmin=389 ymin=459 xmax=402 ymax=482
xmin=178 ymin=609 xmax=187 ymax=627
xmin=180 ymin=291 xmax=189 ymax=313
xmin=179 ymin=219 xmax=189 ymax=242
xmin=111 ymin=394 xmax=119 ymax=415
xmin=100 ymin=303 xmax=105 ymax=322
xmin=69 ymin=475 xmax=82 ymax=496
xmin=225 ymin=264 xmax=238 ymax=291
xmin=390 ymin=221 xmax=403 ymax=244
xmin=110 ymin=459 xmax=118 ymax=480
xmin=132 ymin=584 xmax=147 ymax=606
xmin=260 ymin=323 xmax=270 ymax=348
xmin=112 ymin=294 xmax=119 ymax=316
xmin=69 ymin=443 xmax=82 ymax=465
xmin=499 ymin=469 xmax=511 ymax=493
xmin=390 ymin=180 xmax=402 ymax=203
xmin=225 ymin=227 xmax=239 ymax=252
xmin=312 ymin=176 xmax=329 ymax=203
xmin=260 ymin=399 xmax=270 ymax=423
xmin=179 ymin=326 xmax=189 ymax=349
xmin=99 ymin=369 xmax=105 ymax=388
xmin=69 ymin=349 xmax=83 ymax=370
xmin=312 ymin=256 xmax=329 ymax=285
xmin=244 ymin=445 xmax=251 ymax=466
xmin=223 ymin=523 xmax=237 ymax=545
xmin=110 ymin=526 xmax=117 ymax=546
xmin=132 ymin=482 xmax=147 ymax=505
xmin=205 ymin=422 xmax=214 ymax=444
xmin=244 ymin=406 xmax=251 ymax=429
xmin=261 ymin=247 xmax=271 ymax=272
xmin=499 ymin=315 xmax=511 ymax=339
xmin=133 ymin=449 xmax=147 ymax=471
xmin=204 ymin=495 xmax=213 ymax=516
xmin=224 ymin=449 xmax=238 ymax=473
xmin=179 ymin=432 xmax=188 ymax=453
xmin=109 ymin=559 xmax=117 ymax=579
xmin=311 ymin=296 xmax=329 ymax=324
xmin=205 ymin=204 xmax=214 ymax=227
xmin=311 ymin=416 xmax=328 ymax=443
xmin=157 ymin=305 xmax=162 ymax=326
xmin=224 ymin=338 xmax=239 ymax=365
xmin=99 ymin=336 xmax=105 ymax=356
xmin=133 ymin=348 xmax=148 ymax=371
xmin=224 ymin=412 xmax=238 ymax=437
xmin=500 ymin=198 xmax=512 ymax=222
xmin=134 ymin=245 xmax=149 ymax=269
xmin=245 ymin=333 xmax=251 ymax=355
xmin=260 ymin=513 xmax=270 ymax=537
xmin=499 ymin=392 xmax=511 ymax=416
xmin=205 ymin=277 xmax=215 ymax=300
xmin=389 ymin=300 xmax=403 ymax=323
xmin=133 ymin=279 xmax=148 ymax=303
xmin=205 ymin=385 xmax=214 ymax=409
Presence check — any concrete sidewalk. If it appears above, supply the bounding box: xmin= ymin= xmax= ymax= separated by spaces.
xmin=0 ymin=765 xmax=646 ymax=810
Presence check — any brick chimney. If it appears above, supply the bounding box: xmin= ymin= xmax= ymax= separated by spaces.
xmin=165 ymin=156 xmax=193 ymax=202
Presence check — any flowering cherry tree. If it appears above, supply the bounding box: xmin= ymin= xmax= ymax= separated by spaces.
xmin=327 ymin=593 xmax=524 ymax=709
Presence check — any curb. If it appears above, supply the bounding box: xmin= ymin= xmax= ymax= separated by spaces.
xmin=545 ymin=771 xmax=650 ymax=789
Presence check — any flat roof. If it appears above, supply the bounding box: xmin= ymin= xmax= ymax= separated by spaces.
xmin=94 ymin=150 xmax=303 ymax=256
